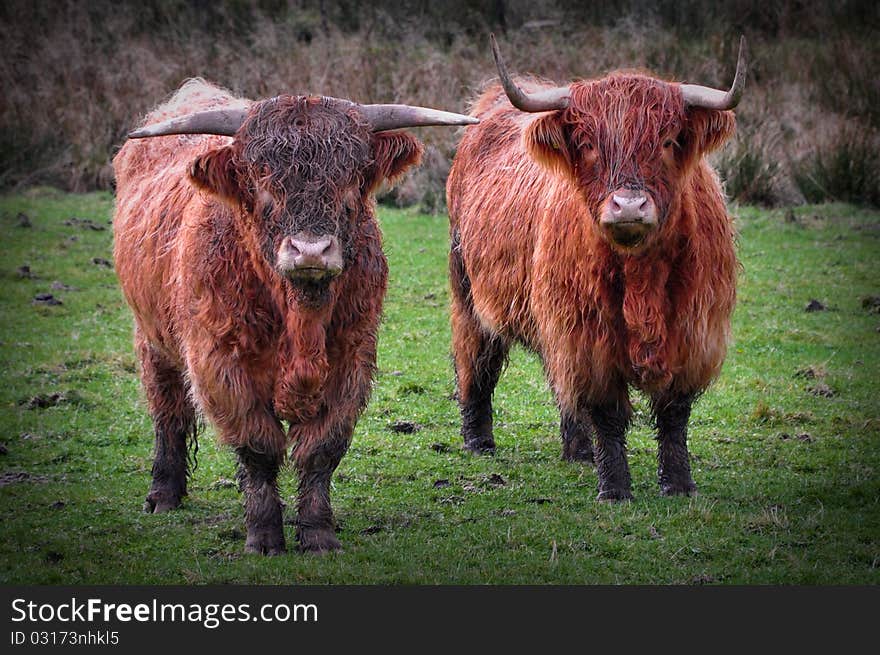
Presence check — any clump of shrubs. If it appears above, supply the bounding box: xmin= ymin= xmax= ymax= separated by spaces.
xmin=378 ymin=146 xmax=451 ymax=214
xmin=792 ymin=128 xmax=880 ymax=207
xmin=716 ymin=135 xmax=782 ymax=207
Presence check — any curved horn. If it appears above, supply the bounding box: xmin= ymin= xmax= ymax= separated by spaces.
xmin=128 ymin=108 xmax=248 ymax=139
xmin=680 ymin=36 xmax=747 ymax=111
xmin=128 ymin=99 xmax=477 ymax=139
xmin=490 ymin=33 xmax=569 ymax=112
xmin=357 ymin=104 xmax=478 ymax=132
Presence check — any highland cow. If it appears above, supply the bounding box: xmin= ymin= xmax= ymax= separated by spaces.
xmin=446 ymin=37 xmax=746 ymax=500
xmin=113 ymin=79 xmax=475 ymax=553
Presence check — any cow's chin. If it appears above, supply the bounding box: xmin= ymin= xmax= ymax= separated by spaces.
xmin=284 ymin=267 xmax=341 ymax=283
xmin=283 ymin=274 xmax=336 ymax=308
xmin=603 ymin=222 xmax=656 ymax=251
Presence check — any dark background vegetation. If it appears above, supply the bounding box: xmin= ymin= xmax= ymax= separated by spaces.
xmin=1 ymin=0 xmax=879 ymax=208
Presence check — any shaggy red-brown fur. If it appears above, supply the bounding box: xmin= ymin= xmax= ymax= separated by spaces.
xmin=113 ymin=80 xmax=422 ymax=553
xmin=447 ymin=73 xmax=739 ymax=499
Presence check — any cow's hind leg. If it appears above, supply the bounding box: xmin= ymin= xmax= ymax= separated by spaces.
xmin=588 ymin=396 xmax=633 ymax=501
xmin=138 ymin=334 xmax=196 ymax=514
xmin=450 ymin=231 xmax=508 ymax=454
xmin=652 ymin=393 xmax=697 ymax=496
xmin=292 ymin=424 xmax=352 ymax=553
xmin=560 ymin=410 xmax=595 ymax=463
xmin=453 ymin=320 xmax=508 ymax=454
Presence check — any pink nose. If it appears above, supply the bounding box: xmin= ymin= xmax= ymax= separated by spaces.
xmin=277 ymin=233 xmax=343 ymax=280
xmin=599 ymin=188 xmax=658 ymax=248
xmin=609 ymin=190 xmax=651 ymax=221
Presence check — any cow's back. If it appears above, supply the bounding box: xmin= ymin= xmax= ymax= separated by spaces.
xmin=447 ymin=82 xmax=585 ymax=346
xmin=113 ymin=81 xmax=250 ymax=360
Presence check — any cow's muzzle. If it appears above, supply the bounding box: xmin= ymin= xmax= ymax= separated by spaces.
xmin=599 ymin=189 xmax=658 ymax=248
xmin=277 ymin=233 xmax=343 ymax=281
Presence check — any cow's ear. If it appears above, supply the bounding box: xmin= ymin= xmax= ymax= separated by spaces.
xmin=366 ymin=131 xmax=424 ymax=192
xmin=189 ymin=145 xmax=239 ymax=202
xmin=682 ymin=108 xmax=736 ymax=158
xmin=524 ymin=112 xmax=571 ymax=176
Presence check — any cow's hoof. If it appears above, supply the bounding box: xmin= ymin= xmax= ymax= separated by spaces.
xmin=463 ymin=437 xmax=496 ymax=455
xmin=660 ymin=480 xmax=697 ymax=497
xmin=143 ymin=491 xmax=183 ymax=514
xmin=298 ymin=528 xmax=342 ymax=554
xmin=245 ymin=530 xmax=286 ymax=556
xmin=562 ymin=446 xmax=594 ymax=464
xmin=596 ymin=488 xmax=633 ymax=502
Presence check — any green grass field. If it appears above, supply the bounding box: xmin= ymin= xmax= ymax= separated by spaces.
xmin=0 ymin=187 xmax=878 ymax=584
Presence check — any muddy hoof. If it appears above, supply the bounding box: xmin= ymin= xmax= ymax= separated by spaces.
xmin=660 ymin=480 xmax=697 ymax=497
xmin=562 ymin=446 xmax=594 ymax=464
xmin=596 ymin=487 xmax=633 ymax=502
xmin=245 ymin=529 xmax=286 ymax=556
xmin=297 ymin=528 xmax=342 ymax=554
xmin=463 ymin=437 xmax=496 ymax=455
xmin=143 ymin=490 xmax=183 ymax=514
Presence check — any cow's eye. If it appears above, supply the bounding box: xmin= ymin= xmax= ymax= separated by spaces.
xmin=663 ymin=139 xmax=676 ymax=149
xmin=586 ymin=142 xmax=594 ymax=151
xmin=343 ymin=190 xmax=360 ymax=214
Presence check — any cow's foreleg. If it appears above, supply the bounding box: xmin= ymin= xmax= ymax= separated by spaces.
xmin=138 ymin=334 xmax=196 ymax=514
xmin=189 ymin=341 xmax=287 ymax=554
xmin=237 ymin=441 xmax=286 ymax=556
xmin=292 ymin=424 xmax=351 ymax=553
xmin=652 ymin=393 xmax=697 ymax=496
xmin=588 ymin=398 xmax=633 ymax=501
xmin=560 ymin=410 xmax=595 ymax=463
